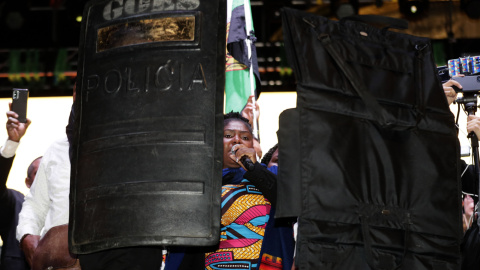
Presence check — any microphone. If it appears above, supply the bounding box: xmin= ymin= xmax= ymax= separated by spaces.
xmin=231 ymin=145 xmax=255 ymax=171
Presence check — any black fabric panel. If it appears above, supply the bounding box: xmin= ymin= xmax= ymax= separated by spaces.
xmin=276 ymin=108 xmax=302 ymax=218
xmin=279 ymin=7 xmax=462 ymax=270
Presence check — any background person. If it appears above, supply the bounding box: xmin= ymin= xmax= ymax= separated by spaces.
xmin=0 ymin=106 xmax=31 ymax=270
xmin=261 ymin=143 xmax=278 ymax=169
xmin=25 ymin=157 xmax=42 ymax=189
xmin=441 ymin=76 xmax=480 ymax=269
xmin=16 ymin=135 xmax=71 ymax=268
xmin=15 ymin=87 xmax=73 ymax=269
xmin=463 ymin=194 xmax=475 ymax=233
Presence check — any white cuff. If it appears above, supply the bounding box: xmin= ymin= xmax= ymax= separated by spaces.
xmin=16 ymin=225 xmax=37 ymax=243
xmin=1 ymin=139 xmax=20 ymax=158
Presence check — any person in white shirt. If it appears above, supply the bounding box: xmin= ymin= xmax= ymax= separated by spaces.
xmin=16 ymin=136 xmax=71 ymax=266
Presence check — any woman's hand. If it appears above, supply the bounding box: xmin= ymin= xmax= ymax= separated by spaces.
xmin=230 ymin=144 xmax=257 ymax=171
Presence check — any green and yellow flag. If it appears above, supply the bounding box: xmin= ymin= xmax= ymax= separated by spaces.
xmin=225 ymin=0 xmax=260 ymax=113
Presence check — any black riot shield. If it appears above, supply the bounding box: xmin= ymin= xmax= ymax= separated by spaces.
xmin=277 ymin=8 xmax=463 ymax=270
xmin=69 ymin=0 xmax=226 ymax=254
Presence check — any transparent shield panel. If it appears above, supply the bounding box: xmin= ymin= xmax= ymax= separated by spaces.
xmin=97 ymin=16 xmax=195 ymax=52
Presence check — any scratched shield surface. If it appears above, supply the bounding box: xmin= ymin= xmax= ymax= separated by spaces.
xmin=69 ymin=0 xmax=226 ymax=253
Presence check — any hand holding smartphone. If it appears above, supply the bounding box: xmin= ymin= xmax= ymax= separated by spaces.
xmin=11 ymin=88 xmax=29 ymax=123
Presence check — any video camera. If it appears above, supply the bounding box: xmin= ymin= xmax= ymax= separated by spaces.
xmin=438 ymin=56 xmax=480 ymax=93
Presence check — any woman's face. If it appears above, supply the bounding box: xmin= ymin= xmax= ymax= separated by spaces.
xmin=223 ymin=120 xmax=254 ymax=169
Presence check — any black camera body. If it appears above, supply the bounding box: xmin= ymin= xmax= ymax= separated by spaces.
xmin=452 ymin=75 xmax=480 ymax=93
xmin=437 ymin=65 xmax=450 ymax=83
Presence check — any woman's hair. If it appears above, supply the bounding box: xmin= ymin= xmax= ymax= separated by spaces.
xmin=261 ymin=143 xmax=278 ymax=165
xmin=224 ymin=111 xmax=252 ymax=133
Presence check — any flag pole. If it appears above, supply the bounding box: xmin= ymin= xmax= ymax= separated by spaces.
xmin=243 ymin=0 xmax=258 ymax=139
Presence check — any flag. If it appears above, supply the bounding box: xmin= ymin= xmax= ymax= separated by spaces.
xmin=225 ymin=0 xmax=260 ymax=113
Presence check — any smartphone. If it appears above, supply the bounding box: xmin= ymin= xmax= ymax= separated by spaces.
xmin=11 ymin=88 xmax=29 ymax=123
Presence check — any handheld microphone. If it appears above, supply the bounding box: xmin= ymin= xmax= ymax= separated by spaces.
xmin=231 ymin=145 xmax=255 ymax=171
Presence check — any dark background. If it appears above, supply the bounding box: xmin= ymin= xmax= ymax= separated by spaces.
xmin=0 ymin=0 xmax=479 ymax=98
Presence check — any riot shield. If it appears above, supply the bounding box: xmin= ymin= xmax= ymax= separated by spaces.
xmin=69 ymin=0 xmax=226 ymax=254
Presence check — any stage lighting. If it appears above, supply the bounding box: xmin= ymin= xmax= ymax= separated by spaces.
xmin=5 ymin=11 xmax=25 ymax=30
xmin=461 ymin=0 xmax=480 ymax=19
xmin=331 ymin=0 xmax=359 ymax=19
xmin=398 ymin=0 xmax=429 ymax=19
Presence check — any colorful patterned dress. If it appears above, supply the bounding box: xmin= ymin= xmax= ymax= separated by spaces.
xmin=205 ymin=178 xmax=271 ymax=270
